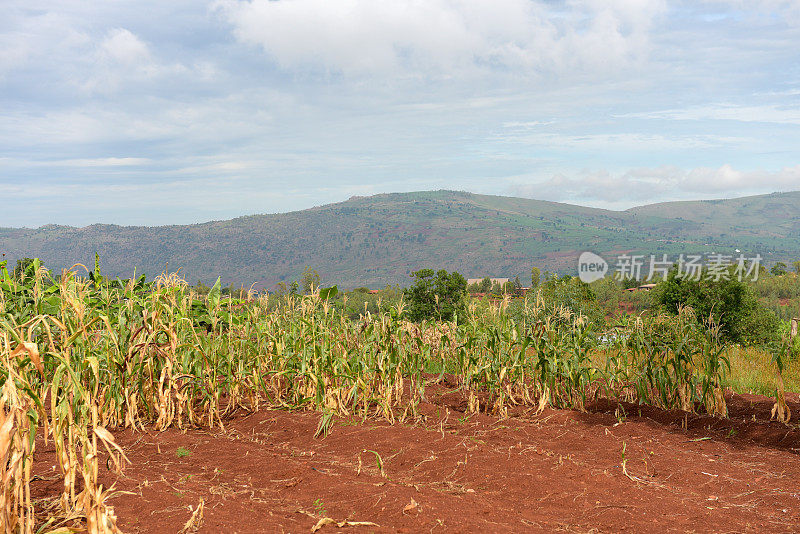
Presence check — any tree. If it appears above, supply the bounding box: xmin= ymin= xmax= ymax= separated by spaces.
xmin=652 ymin=267 xmax=779 ymax=345
xmin=194 ymin=280 xmax=211 ymax=296
xmin=403 ymin=269 xmax=467 ymax=322
xmin=300 ymin=267 xmax=321 ymax=294
xmin=537 ymin=274 xmax=600 ymax=320
xmin=771 ymin=262 xmax=788 ymax=276
xmin=13 ymin=257 xmax=36 ymax=281
xmin=490 ymin=280 xmax=503 ymax=295
xmin=221 ymin=284 xmax=248 ymax=299
xmin=531 ymin=267 xmax=540 ymax=288
xmin=621 ymin=276 xmax=640 ymax=290
xmin=793 ymin=261 xmax=800 ymax=274
xmin=273 ymin=281 xmax=289 ymax=297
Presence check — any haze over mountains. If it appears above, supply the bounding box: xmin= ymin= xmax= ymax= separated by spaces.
xmin=2 ymin=190 xmax=799 ymax=289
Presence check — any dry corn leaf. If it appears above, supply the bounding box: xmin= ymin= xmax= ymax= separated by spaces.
xmin=10 ymin=341 xmax=43 ymax=374
xmin=93 ymin=426 xmax=118 ymax=446
xmin=402 ymin=498 xmax=418 ymax=514
xmin=311 ymin=517 xmax=336 ymax=532
xmin=0 ymin=406 xmax=16 ymax=462
xmin=311 ymin=517 xmax=380 ymax=532
xmin=179 ymin=499 xmax=205 ymax=533
xmin=94 ymin=426 xmax=130 ymax=472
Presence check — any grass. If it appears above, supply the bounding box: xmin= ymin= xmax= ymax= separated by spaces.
xmin=593 ymin=344 xmax=800 ymax=396
xmin=722 ymin=346 xmax=800 ymax=396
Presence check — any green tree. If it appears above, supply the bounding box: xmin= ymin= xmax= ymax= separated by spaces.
xmin=537 ymin=274 xmax=601 ymax=322
xmin=273 ymin=281 xmax=289 ymax=297
xmin=222 ymin=284 xmax=248 ymax=299
xmin=403 ymin=269 xmax=467 ymax=322
xmin=13 ymin=257 xmax=36 ymax=281
xmin=621 ymin=276 xmax=640 ymax=290
xmin=793 ymin=261 xmax=800 ymax=274
xmin=771 ymin=262 xmax=788 ymax=276
xmin=653 ymin=267 xmax=779 ymax=344
xmin=300 ymin=267 xmax=321 ymax=294
xmin=194 ymin=280 xmax=211 ymax=296
xmin=531 ymin=267 xmax=540 ymax=288
xmin=480 ymin=277 xmax=492 ymax=293
xmin=490 ymin=280 xmax=503 ymax=295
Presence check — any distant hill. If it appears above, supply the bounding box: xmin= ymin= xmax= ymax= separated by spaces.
xmin=2 ymin=190 xmax=800 ymax=289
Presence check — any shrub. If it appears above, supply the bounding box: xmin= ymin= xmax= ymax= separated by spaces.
xmin=652 ymin=267 xmax=780 ymax=345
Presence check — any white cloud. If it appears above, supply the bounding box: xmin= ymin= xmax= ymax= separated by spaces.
xmin=509 ymin=164 xmax=800 ymax=207
xmin=494 ymin=128 xmax=745 ymax=151
xmin=0 ymin=10 xmax=91 ymax=80
xmin=2 ymin=1 xmax=800 ymax=227
xmin=99 ymin=28 xmax=151 ymax=65
xmin=620 ymin=104 xmax=800 ymax=125
xmin=81 ymin=28 xmax=195 ymax=94
xmin=55 ymin=157 xmax=152 ymax=167
xmin=215 ymin=0 xmax=666 ymax=78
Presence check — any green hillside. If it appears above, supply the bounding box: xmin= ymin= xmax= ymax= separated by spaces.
xmin=1 ymin=190 xmax=799 ymax=289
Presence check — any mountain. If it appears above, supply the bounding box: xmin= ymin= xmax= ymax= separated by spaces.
xmin=2 ymin=190 xmax=799 ymax=289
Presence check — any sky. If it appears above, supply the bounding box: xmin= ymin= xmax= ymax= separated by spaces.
xmin=1 ymin=0 xmax=799 ymax=227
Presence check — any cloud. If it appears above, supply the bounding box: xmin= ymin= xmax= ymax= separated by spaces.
xmin=619 ymin=104 xmax=800 ymax=126
xmin=494 ymin=127 xmax=744 ymax=152
xmin=81 ymin=28 xmax=195 ymax=94
xmin=215 ymin=0 xmax=666 ymax=78
xmin=0 ymin=9 xmax=91 ymax=80
xmin=1 ymin=1 xmax=800 ymax=227
xmin=509 ymin=165 xmax=800 ymax=206
xmin=707 ymin=0 xmax=800 ymax=24
xmin=99 ymin=28 xmax=151 ymax=64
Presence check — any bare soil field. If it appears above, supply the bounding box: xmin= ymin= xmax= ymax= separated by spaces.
xmin=32 ymin=386 xmax=800 ymax=533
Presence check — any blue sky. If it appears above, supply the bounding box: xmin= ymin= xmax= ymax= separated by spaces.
xmin=2 ymin=0 xmax=799 ymax=227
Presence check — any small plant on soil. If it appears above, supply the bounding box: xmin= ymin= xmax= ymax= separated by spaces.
xmin=614 ymin=404 xmax=627 ymax=425
xmin=176 ymin=447 xmax=192 ymax=458
xmin=365 ymin=450 xmax=387 ymax=477
xmin=313 ymin=499 xmax=328 ymax=517
xmin=620 ymin=442 xmax=628 ymax=477
xmin=315 ymin=411 xmax=334 ymax=438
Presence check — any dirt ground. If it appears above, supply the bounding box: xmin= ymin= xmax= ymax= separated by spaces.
xmin=32 ymin=386 xmax=800 ymax=533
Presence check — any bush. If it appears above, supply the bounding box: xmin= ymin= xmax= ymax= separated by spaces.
xmin=652 ymin=267 xmax=780 ymax=345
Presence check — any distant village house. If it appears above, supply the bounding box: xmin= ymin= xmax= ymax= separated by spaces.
xmin=625 ymin=283 xmax=657 ymax=293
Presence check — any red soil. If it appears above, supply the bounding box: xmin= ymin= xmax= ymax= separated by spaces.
xmin=32 ymin=387 xmax=800 ymax=533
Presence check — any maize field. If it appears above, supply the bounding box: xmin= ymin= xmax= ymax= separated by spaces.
xmin=0 ymin=261 xmax=791 ymax=533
